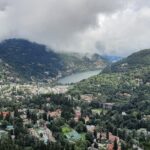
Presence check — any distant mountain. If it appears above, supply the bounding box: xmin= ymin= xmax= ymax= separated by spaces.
xmin=102 ymin=55 xmax=122 ymax=63
xmin=103 ymin=49 xmax=150 ymax=73
xmin=0 ymin=39 xmax=64 ymax=81
xmin=60 ymin=53 xmax=107 ymax=74
xmin=0 ymin=39 xmax=107 ymax=82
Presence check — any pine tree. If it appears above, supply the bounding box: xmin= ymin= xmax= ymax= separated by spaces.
xmin=26 ymin=109 xmax=31 ymax=119
xmin=113 ymin=138 xmax=118 ymax=150
xmin=106 ymin=130 xmax=109 ymax=140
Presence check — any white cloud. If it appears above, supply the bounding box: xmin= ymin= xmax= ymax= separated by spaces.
xmin=0 ymin=0 xmax=150 ymax=56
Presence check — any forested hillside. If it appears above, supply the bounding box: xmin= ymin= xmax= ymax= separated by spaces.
xmin=68 ymin=49 xmax=150 ymax=149
xmin=0 ymin=39 xmax=107 ymax=82
xmin=69 ymin=49 xmax=150 ymax=104
xmin=60 ymin=53 xmax=106 ymax=73
xmin=103 ymin=49 xmax=150 ymax=73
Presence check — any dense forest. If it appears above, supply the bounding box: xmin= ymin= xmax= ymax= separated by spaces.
xmin=70 ymin=49 xmax=150 ymax=103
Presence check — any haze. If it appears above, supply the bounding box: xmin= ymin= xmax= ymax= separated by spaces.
xmin=0 ymin=0 xmax=150 ymax=56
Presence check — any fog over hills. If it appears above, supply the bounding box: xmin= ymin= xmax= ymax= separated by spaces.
xmin=103 ymin=49 xmax=150 ymax=73
xmin=0 ymin=39 xmax=107 ymax=81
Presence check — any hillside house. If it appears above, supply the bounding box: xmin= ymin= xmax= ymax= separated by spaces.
xmin=103 ymin=103 xmax=115 ymax=110
xmin=81 ymin=94 xmax=94 ymax=102
xmin=47 ymin=109 xmax=61 ymax=118
xmin=0 ymin=112 xmax=11 ymax=119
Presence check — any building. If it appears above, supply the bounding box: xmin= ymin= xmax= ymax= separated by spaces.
xmin=47 ymin=109 xmax=62 ymax=118
xmin=81 ymin=94 xmax=94 ymax=102
xmin=102 ymin=103 xmax=115 ymax=110
xmin=74 ymin=107 xmax=81 ymax=121
xmin=86 ymin=125 xmax=96 ymax=133
xmin=0 ymin=112 xmax=10 ymax=119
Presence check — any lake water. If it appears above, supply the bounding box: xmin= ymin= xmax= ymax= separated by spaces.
xmin=58 ymin=70 xmax=101 ymax=84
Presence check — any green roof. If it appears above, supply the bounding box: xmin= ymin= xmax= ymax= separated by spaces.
xmin=65 ymin=130 xmax=81 ymax=141
xmin=6 ymin=125 xmax=14 ymax=131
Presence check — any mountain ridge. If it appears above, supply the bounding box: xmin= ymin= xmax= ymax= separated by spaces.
xmin=69 ymin=49 xmax=150 ymax=103
xmin=0 ymin=39 xmax=107 ymax=82
xmin=103 ymin=49 xmax=150 ymax=73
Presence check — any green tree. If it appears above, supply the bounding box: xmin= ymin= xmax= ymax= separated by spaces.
xmin=113 ymin=138 xmax=118 ymax=150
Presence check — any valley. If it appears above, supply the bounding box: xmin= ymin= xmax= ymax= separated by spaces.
xmin=58 ymin=70 xmax=101 ymax=84
xmin=0 ymin=41 xmax=149 ymax=150
xmin=0 ymin=39 xmax=107 ymax=82
xmin=1 ymin=1 xmax=150 ymax=150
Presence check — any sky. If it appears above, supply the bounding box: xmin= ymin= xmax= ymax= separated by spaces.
xmin=0 ymin=0 xmax=150 ymax=56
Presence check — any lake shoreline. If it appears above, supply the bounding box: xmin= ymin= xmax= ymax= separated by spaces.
xmin=57 ymin=70 xmax=101 ymax=85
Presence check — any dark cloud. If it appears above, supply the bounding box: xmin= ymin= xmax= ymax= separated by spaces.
xmin=0 ymin=1 xmax=7 ymax=11
xmin=0 ymin=0 xmax=150 ymax=56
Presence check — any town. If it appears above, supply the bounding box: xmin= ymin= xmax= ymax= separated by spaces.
xmin=0 ymin=84 xmax=149 ymax=150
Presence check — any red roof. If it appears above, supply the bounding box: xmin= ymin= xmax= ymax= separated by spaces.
xmin=109 ymin=133 xmax=120 ymax=143
xmin=107 ymin=144 xmax=121 ymax=150
xmin=0 ymin=112 xmax=10 ymax=117
xmin=107 ymin=133 xmax=121 ymax=150
xmin=107 ymin=144 xmax=113 ymax=150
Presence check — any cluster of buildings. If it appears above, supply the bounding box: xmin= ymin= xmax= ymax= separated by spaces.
xmin=18 ymin=108 xmax=64 ymax=143
xmin=74 ymin=108 xmax=121 ymax=150
xmin=0 ymin=111 xmax=14 ymax=140
xmin=0 ymin=83 xmax=69 ymax=102
xmin=87 ymin=129 xmax=121 ymax=150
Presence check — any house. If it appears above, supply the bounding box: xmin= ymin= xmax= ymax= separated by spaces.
xmin=74 ymin=107 xmax=81 ymax=121
xmin=107 ymin=144 xmax=114 ymax=150
xmin=107 ymin=133 xmax=121 ymax=150
xmin=84 ymin=116 xmax=90 ymax=123
xmin=98 ymin=143 xmax=107 ymax=150
xmin=6 ymin=125 xmax=14 ymax=131
xmin=81 ymin=94 xmax=94 ymax=102
xmin=107 ymin=143 xmax=121 ymax=150
xmin=29 ymin=127 xmax=55 ymax=144
xmin=0 ymin=130 xmax=8 ymax=139
xmin=86 ymin=125 xmax=96 ymax=133
xmin=47 ymin=109 xmax=61 ymax=118
xmin=18 ymin=108 xmax=27 ymax=115
xmin=103 ymin=103 xmax=115 ymax=110
xmin=23 ymin=119 xmax=31 ymax=126
xmin=143 ymin=115 xmax=150 ymax=121
xmin=65 ymin=130 xmax=81 ymax=142
xmin=109 ymin=132 xmax=120 ymax=143
xmin=133 ymin=144 xmax=144 ymax=150
xmin=137 ymin=128 xmax=150 ymax=136
xmin=75 ymin=111 xmax=81 ymax=118
xmin=119 ymin=92 xmax=131 ymax=97
xmin=20 ymin=114 xmax=27 ymax=119
xmin=0 ymin=112 xmax=10 ymax=119
xmin=97 ymin=132 xmax=107 ymax=141
xmin=122 ymin=112 xmax=127 ymax=116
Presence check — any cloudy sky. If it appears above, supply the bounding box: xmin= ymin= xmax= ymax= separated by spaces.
xmin=0 ymin=0 xmax=150 ymax=56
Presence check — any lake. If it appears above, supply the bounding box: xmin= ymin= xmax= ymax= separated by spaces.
xmin=58 ymin=70 xmax=101 ymax=84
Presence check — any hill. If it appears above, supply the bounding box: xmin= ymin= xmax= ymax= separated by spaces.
xmin=59 ymin=53 xmax=106 ymax=74
xmin=103 ymin=49 xmax=150 ymax=73
xmin=69 ymin=49 xmax=150 ymax=103
xmin=0 ymin=39 xmax=64 ymax=81
xmin=101 ymin=55 xmax=122 ymax=63
xmin=0 ymin=39 xmax=107 ymax=82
